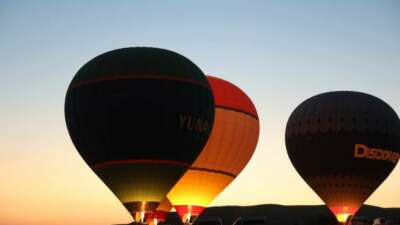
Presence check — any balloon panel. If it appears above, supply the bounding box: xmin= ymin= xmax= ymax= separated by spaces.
xmin=66 ymin=78 xmax=213 ymax=165
xmin=156 ymin=197 xmax=173 ymax=212
xmin=167 ymin=168 xmax=233 ymax=207
xmin=94 ymin=163 xmax=185 ymax=206
xmin=69 ymin=47 xmax=209 ymax=85
xmin=191 ymin=108 xmax=259 ymax=175
xmin=209 ymin=76 xmax=258 ymax=119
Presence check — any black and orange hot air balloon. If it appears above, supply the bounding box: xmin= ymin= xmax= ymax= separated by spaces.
xmin=64 ymin=47 xmax=215 ymax=222
xmin=285 ymin=91 xmax=400 ymax=223
xmin=167 ymin=76 xmax=260 ymax=223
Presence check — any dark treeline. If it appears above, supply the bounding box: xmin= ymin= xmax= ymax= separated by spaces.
xmin=114 ymin=204 xmax=400 ymax=225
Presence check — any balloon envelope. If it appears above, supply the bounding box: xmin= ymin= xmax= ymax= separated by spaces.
xmin=65 ymin=47 xmax=215 ymax=220
xmin=167 ymin=76 xmax=260 ymax=222
xmin=285 ymin=91 xmax=400 ymax=222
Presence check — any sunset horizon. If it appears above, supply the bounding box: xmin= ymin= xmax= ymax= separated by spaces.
xmin=1 ymin=1 xmax=399 ymax=225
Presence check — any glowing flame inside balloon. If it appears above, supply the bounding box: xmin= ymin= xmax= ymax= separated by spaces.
xmin=331 ymin=206 xmax=357 ymax=223
xmin=140 ymin=202 xmax=146 ymax=223
xmin=336 ymin=213 xmax=350 ymax=223
xmin=185 ymin=205 xmax=192 ymax=223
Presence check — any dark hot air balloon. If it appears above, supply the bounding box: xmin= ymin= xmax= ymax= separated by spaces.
xmin=285 ymin=91 xmax=400 ymax=223
xmin=65 ymin=47 xmax=215 ymax=222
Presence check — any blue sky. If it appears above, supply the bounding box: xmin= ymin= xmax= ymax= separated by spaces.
xmin=0 ymin=1 xmax=399 ymax=224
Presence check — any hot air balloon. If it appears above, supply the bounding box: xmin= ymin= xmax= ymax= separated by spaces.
xmin=167 ymin=76 xmax=260 ymax=223
xmin=285 ymin=91 xmax=400 ymax=223
xmin=65 ymin=47 xmax=215 ymax=222
xmin=145 ymin=197 xmax=173 ymax=225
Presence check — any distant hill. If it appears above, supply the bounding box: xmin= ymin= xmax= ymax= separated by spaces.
xmin=195 ymin=204 xmax=400 ymax=225
xmin=114 ymin=204 xmax=400 ymax=225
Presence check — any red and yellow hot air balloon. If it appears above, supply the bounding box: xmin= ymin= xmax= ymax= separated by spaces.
xmin=167 ymin=76 xmax=260 ymax=223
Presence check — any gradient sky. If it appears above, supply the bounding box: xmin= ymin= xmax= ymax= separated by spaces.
xmin=1 ymin=1 xmax=399 ymax=225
